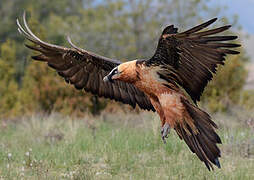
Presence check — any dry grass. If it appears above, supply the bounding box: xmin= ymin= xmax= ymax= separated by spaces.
xmin=0 ymin=110 xmax=253 ymax=179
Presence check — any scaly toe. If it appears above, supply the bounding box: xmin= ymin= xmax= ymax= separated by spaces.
xmin=161 ymin=123 xmax=170 ymax=144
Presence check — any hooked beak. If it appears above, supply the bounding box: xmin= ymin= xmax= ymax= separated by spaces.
xmin=103 ymin=67 xmax=119 ymax=83
xmin=103 ymin=75 xmax=114 ymax=83
xmin=103 ymin=76 xmax=109 ymax=82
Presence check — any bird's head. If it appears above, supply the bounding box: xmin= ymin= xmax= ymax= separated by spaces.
xmin=103 ymin=61 xmax=138 ymax=83
xmin=103 ymin=66 xmax=120 ymax=83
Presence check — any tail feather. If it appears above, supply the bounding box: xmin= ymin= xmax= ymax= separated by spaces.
xmin=177 ymin=98 xmax=222 ymax=170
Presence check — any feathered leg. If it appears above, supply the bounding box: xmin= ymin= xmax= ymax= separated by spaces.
xmin=149 ymin=98 xmax=170 ymax=142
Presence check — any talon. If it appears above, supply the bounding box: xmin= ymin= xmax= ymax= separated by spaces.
xmin=161 ymin=123 xmax=170 ymax=144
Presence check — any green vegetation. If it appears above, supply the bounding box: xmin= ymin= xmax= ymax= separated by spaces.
xmin=0 ymin=1 xmax=253 ymax=178
xmin=201 ymin=54 xmax=248 ymax=112
xmin=0 ymin=0 xmax=250 ymax=118
xmin=0 ymin=112 xmax=253 ymax=179
xmin=0 ymin=40 xmax=20 ymax=118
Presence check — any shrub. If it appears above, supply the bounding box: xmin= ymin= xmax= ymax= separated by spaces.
xmin=201 ymin=53 xmax=248 ymax=112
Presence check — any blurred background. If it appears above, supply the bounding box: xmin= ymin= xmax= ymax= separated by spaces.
xmin=0 ymin=0 xmax=253 ymax=179
xmin=0 ymin=0 xmax=253 ymax=117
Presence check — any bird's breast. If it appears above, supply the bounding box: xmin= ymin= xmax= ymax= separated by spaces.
xmin=134 ymin=65 xmax=172 ymax=97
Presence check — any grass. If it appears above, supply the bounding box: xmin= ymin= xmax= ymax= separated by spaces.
xmin=0 ymin=110 xmax=253 ymax=179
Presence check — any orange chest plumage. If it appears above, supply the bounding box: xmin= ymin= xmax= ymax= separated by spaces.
xmin=134 ymin=65 xmax=176 ymax=97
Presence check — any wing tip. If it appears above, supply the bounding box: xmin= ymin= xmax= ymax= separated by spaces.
xmin=67 ymin=36 xmax=84 ymax=52
xmin=215 ymin=158 xmax=221 ymax=169
xmin=210 ymin=17 xmax=218 ymax=23
xmin=25 ymin=44 xmax=32 ymax=49
xmin=181 ymin=17 xmax=218 ymax=35
xmin=231 ymin=35 xmax=238 ymax=40
xmin=225 ymin=25 xmax=232 ymax=29
xmin=206 ymin=17 xmax=218 ymax=26
xmin=231 ymin=50 xmax=240 ymax=54
xmin=31 ymin=55 xmax=41 ymax=61
xmin=67 ymin=36 xmax=76 ymax=49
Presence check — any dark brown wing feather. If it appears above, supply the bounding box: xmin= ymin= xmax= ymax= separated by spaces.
xmin=147 ymin=18 xmax=240 ymax=103
xmin=176 ymin=98 xmax=222 ymax=171
xmin=17 ymin=13 xmax=155 ymax=112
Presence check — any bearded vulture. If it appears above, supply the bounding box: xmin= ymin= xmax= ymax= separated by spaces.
xmin=17 ymin=13 xmax=240 ymax=170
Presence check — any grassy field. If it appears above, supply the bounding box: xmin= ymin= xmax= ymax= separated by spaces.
xmin=0 ymin=110 xmax=253 ymax=179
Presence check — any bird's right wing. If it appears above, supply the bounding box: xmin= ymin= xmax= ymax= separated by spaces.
xmin=146 ymin=18 xmax=240 ymax=104
xmin=17 ymin=13 xmax=155 ymax=111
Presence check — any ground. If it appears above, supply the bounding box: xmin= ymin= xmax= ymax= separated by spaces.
xmin=0 ymin=109 xmax=253 ymax=179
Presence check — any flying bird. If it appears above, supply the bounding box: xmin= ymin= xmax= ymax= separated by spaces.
xmin=17 ymin=13 xmax=240 ymax=170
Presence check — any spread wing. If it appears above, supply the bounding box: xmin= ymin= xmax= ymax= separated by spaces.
xmin=146 ymin=18 xmax=240 ymax=103
xmin=17 ymin=13 xmax=155 ymax=112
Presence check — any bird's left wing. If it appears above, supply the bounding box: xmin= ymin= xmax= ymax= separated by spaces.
xmin=17 ymin=14 xmax=155 ymax=111
xmin=146 ymin=18 xmax=240 ymax=104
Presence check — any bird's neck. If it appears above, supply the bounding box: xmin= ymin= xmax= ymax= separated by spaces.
xmin=118 ymin=60 xmax=139 ymax=83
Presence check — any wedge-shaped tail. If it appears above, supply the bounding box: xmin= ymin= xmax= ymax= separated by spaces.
xmin=175 ymin=98 xmax=222 ymax=170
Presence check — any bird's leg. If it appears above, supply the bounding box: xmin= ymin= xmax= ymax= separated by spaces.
xmin=161 ymin=122 xmax=170 ymax=144
xmin=149 ymin=98 xmax=171 ymax=143
xmin=158 ymin=109 xmax=170 ymax=144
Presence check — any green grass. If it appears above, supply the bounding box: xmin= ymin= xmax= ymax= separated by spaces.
xmin=0 ymin=111 xmax=253 ymax=179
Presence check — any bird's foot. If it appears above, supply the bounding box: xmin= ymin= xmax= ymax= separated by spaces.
xmin=161 ymin=123 xmax=170 ymax=144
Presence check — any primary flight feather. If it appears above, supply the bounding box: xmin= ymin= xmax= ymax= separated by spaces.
xmin=17 ymin=13 xmax=240 ymax=170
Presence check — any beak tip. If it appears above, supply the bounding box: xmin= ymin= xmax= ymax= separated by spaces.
xmin=103 ymin=76 xmax=109 ymax=82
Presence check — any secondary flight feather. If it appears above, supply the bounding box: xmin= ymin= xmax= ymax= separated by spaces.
xmin=17 ymin=12 xmax=240 ymax=170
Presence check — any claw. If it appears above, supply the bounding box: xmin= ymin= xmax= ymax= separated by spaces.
xmin=161 ymin=123 xmax=170 ymax=144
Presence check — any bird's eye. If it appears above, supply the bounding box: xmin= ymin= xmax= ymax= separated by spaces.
xmin=113 ymin=69 xmax=118 ymax=74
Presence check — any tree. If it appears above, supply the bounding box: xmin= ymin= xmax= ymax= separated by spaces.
xmin=201 ymin=53 xmax=248 ymax=112
xmin=0 ymin=0 xmax=250 ymax=119
xmin=0 ymin=40 xmax=20 ymax=118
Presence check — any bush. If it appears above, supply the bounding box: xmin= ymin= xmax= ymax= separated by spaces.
xmin=0 ymin=40 xmax=21 ymax=119
xmin=240 ymin=90 xmax=254 ymax=110
xmin=20 ymin=61 xmax=108 ymax=116
xmin=201 ymin=53 xmax=248 ymax=112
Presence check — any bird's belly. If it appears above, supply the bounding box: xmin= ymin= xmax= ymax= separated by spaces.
xmin=158 ymin=92 xmax=185 ymax=117
xmin=135 ymin=78 xmax=185 ymax=127
xmin=133 ymin=66 xmax=186 ymax=127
